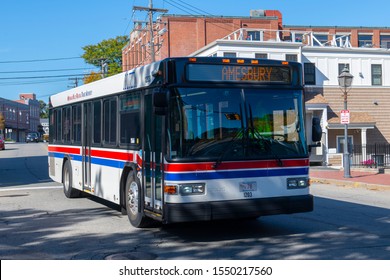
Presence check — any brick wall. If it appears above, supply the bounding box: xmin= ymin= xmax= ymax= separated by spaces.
xmin=123 ymin=13 xmax=281 ymax=71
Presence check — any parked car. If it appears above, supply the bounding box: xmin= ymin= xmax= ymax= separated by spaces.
xmin=26 ymin=132 xmax=40 ymax=143
xmin=0 ymin=135 xmax=5 ymax=150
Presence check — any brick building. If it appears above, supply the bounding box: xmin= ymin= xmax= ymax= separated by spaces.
xmin=0 ymin=93 xmax=41 ymax=142
xmin=122 ymin=10 xmax=390 ymax=167
xmin=0 ymin=98 xmax=29 ymax=142
xmin=17 ymin=93 xmax=41 ymax=135
xmin=122 ymin=10 xmax=282 ymax=70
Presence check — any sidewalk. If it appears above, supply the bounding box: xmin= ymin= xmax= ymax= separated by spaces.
xmin=310 ymin=167 xmax=390 ymax=189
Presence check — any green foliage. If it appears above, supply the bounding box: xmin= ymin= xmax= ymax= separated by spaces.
xmin=0 ymin=112 xmax=5 ymax=130
xmin=82 ymin=36 xmax=129 ymax=78
xmin=83 ymin=71 xmax=102 ymax=84
xmin=39 ymin=100 xmax=49 ymax=118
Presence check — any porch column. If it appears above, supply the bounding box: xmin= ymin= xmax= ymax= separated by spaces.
xmin=361 ymin=128 xmax=367 ymax=161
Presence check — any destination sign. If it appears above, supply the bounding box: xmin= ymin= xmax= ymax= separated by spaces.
xmin=187 ymin=64 xmax=291 ymax=83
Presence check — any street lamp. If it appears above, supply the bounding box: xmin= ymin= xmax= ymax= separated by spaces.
xmin=338 ymin=67 xmax=354 ymax=178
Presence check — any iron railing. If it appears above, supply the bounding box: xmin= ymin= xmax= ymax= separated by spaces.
xmin=351 ymin=144 xmax=390 ymax=168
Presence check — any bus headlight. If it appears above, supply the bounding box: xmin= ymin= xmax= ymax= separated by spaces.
xmin=164 ymin=183 xmax=206 ymax=195
xmin=287 ymin=178 xmax=308 ymax=189
xmin=180 ymin=183 xmax=206 ymax=195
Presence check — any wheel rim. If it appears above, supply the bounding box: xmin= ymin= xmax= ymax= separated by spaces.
xmin=128 ymin=181 xmax=139 ymax=215
xmin=63 ymin=166 xmax=70 ymax=191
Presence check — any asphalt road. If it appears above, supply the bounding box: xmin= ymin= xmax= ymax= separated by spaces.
xmin=0 ymin=143 xmax=389 ymax=260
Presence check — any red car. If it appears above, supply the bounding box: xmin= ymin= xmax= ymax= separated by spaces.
xmin=0 ymin=135 xmax=5 ymax=150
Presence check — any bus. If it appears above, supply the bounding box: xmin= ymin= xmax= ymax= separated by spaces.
xmin=48 ymin=57 xmax=322 ymax=228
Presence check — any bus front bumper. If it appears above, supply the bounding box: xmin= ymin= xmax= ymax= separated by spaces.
xmin=164 ymin=195 xmax=313 ymax=224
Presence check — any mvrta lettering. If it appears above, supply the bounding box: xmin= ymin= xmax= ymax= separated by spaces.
xmin=67 ymin=90 xmax=92 ymax=101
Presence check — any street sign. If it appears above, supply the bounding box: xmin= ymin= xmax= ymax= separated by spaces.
xmin=340 ymin=109 xmax=350 ymax=124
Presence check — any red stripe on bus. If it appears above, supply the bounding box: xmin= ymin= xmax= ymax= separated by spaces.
xmin=164 ymin=159 xmax=309 ymax=172
xmin=48 ymin=146 xmax=81 ymax=155
xmin=89 ymin=149 xmax=134 ymax=161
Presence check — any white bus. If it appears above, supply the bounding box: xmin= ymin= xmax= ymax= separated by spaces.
xmin=48 ymin=57 xmax=321 ymax=228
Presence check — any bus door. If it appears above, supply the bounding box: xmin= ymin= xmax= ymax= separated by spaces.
xmin=143 ymin=93 xmax=163 ymax=216
xmin=82 ymin=102 xmax=93 ymax=192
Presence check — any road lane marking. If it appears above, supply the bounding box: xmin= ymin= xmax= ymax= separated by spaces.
xmin=0 ymin=185 xmax=62 ymax=192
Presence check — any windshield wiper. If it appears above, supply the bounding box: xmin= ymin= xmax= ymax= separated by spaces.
xmin=212 ymin=127 xmax=245 ymax=169
xmin=213 ymin=101 xmax=251 ymax=169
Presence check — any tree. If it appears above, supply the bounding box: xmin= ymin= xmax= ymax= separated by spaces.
xmin=39 ymin=100 xmax=49 ymax=118
xmin=83 ymin=71 xmax=102 ymax=84
xmin=82 ymin=35 xmax=129 ymax=83
xmin=0 ymin=112 xmax=5 ymax=131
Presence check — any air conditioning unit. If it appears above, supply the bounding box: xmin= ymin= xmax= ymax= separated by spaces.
xmin=250 ymin=10 xmax=265 ymax=17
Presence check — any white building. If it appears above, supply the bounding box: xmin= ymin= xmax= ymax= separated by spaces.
xmin=191 ymin=28 xmax=390 ymax=167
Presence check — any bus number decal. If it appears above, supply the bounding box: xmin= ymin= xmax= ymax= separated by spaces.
xmin=243 ymin=192 xmax=253 ymax=198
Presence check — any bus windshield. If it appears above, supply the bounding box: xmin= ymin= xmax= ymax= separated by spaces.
xmin=167 ymin=87 xmax=307 ymax=162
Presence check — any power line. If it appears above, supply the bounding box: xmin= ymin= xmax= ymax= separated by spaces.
xmin=0 ymin=56 xmax=82 ymax=64
xmin=68 ymin=77 xmax=83 ymax=88
xmin=165 ymin=0 xmax=207 ymax=16
xmin=133 ymin=0 xmax=168 ymax=62
xmin=0 ymin=73 xmax=87 ymax=80
xmin=164 ymin=0 xmax=239 ymax=33
xmin=0 ymin=78 xmax=72 ymax=86
xmin=0 ymin=67 xmax=95 ymax=74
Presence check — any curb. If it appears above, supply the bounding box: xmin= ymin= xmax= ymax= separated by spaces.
xmin=310 ymin=177 xmax=390 ymax=191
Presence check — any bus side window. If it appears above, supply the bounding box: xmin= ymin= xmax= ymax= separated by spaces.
xmin=120 ymin=92 xmax=140 ymax=147
xmin=92 ymin=101 xmax=101 ymax=145
xmin=103 ymin=98 xmax=117 ymax=146
xmin=72 ymin=104 xmax=82 ymax=144
xmin=55 ymin=109 xmax=62 ymax=143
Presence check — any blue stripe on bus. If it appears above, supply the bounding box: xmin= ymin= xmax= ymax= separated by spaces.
xmin=165 ymin=167 xmax=308 ymax=181
xmin=49 ymin=151 xmax=308 ymax=181
xmin=49 ymin=152 xmax=83 ymax=162
xmin=49 ymin=152 xmax=125 ymax=168
xmin=91 ymin=157 xmax=125 ymax=168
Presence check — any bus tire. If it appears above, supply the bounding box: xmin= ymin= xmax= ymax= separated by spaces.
xmin=62 ymin=160 xmax=80 ymax=198
xmin=125 ymin=171 xmax=151 ymax=228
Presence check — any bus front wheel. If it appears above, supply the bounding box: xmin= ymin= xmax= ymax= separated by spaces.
xmin=125 ymin=171 xmax=152 ymax=228
xmin=62 ymin=160 xmax=80 ymax=198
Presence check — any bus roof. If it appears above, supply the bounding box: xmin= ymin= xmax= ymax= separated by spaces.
xmin=50 ymin=60 xmax=162 ymax=108
xmin=50 ymin=57 xmax=300 ymax=108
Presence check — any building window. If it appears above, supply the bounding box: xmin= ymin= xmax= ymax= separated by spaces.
xmin=358 ymin=34 xmax=373 ymax=47
xmin=380 ymin=34 xmax=390 ymax=48
xmin=313 ymin=34 xmax=329 ymax=46
xmin=247 ymin=31 xmax=261 ymax=41
xmin=371 ymin=64 xmax=382 ymax=86
xmin=304 ymin=63 xmax=316 ymax=85
xmin=285 ymin=54 xmax=298 ymax=62
xmin=293 ymin=33 xmax=305 ymax=43
xmin=338 ymin=63 xmax=350 ymax=75
xmin=223 ymin=52 xmax=236 ymax=58
xmin=255 ymin=53 xmax=267 ymax=59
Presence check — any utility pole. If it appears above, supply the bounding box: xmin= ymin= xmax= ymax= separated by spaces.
xmin=98 ymin=58 xmax=108 ymax=78
xmin=68 ymin=77 xmax=82 ymax=88
xmin=133 ymin=0 xmax=168 ymax=62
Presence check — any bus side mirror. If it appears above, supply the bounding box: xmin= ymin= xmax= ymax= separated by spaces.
xmin=312 ymin=117 xmax=322 ymax=142
xmin=153 ymin=88 xmax=169 ymax=115
xmin=308 ymin=117 xmax=322 ymax=153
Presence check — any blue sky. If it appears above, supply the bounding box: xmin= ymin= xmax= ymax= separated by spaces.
xmin=1 ymin=0 xmax=389 ymax=102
